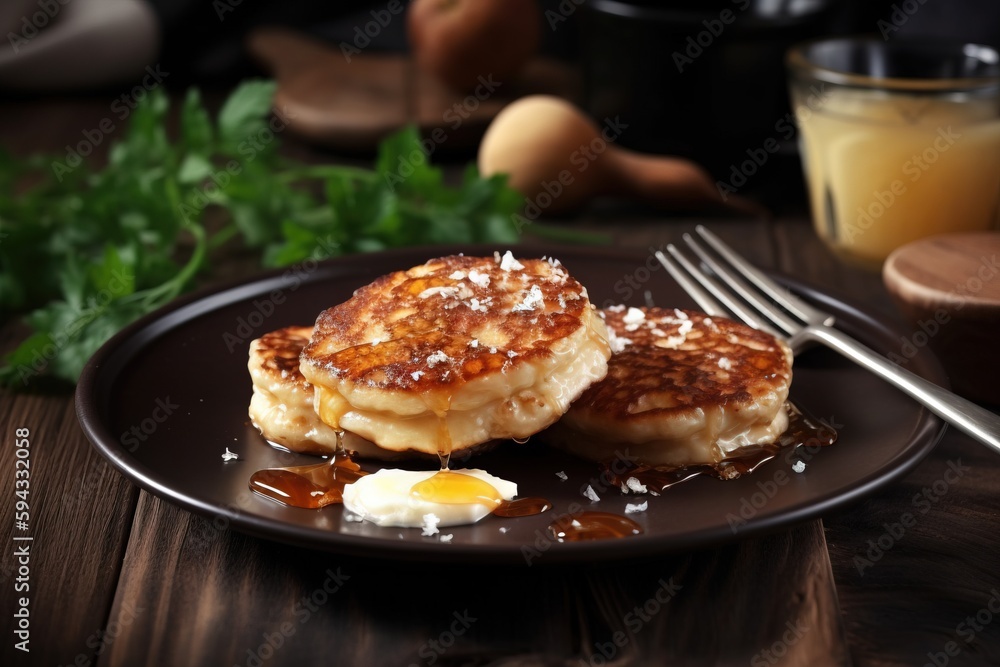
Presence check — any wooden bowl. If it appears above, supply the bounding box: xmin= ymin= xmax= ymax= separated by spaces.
xmin=883 ymin=232 xmax=1000 ymax=405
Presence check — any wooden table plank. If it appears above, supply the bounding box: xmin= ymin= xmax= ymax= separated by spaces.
xmin=100 ymin=491 xmax=849 ymax=666
xmin=0 ymin=327 xmax=140 ymax=666
xmin=772 ymin=219 xmax=1000 ymax=665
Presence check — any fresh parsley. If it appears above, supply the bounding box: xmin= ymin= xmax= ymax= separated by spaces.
xmin=0 ymin=80 xmax=528 ymax=388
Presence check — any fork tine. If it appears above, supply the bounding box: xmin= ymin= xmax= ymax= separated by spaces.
xmin=658 ymin=247 xmax=786 ymax=340
xmin=653 ymin=250 xmax=727 ymax=317
xmin=682 ymin=233 xmax=800 ymax=337
xmin=695 ymin=225 xmax=834 ymax=325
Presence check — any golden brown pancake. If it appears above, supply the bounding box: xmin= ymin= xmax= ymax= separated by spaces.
xmin=546 ymin=306 xmax=793 ymax=467
xmin=299 ymin=252 xmax=611 ymax=457
xmin=248 ymin=326 xmax=411 ymax=460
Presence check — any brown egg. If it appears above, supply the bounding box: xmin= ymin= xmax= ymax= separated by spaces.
xmin=478 ymin=95 xmax=763 ymax=216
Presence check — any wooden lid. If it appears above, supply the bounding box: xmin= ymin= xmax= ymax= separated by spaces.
xmin=883 ymin=232 xmax=1000 ymax=316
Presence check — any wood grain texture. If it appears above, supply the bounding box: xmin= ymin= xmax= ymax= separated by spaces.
xmin=0 ymin=325 xmax=140 ymax=667
xmin=100 ymin=491 xmax=847 ymax=667
xmin=247 ymin=27 xmax=581 ymax=152
xmin=773 ymin=219 xmax=1000 ymax=666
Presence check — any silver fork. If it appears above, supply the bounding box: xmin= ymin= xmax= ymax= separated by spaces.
xmin=655 ymin=225 xmax=1000 ymax=454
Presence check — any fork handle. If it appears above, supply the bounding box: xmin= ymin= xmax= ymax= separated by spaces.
xmin=805 ymin=327 xmax=1000 ymax=453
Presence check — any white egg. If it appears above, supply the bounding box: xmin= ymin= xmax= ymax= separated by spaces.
xmin=342 ymin=468 xmax=517 ymax=528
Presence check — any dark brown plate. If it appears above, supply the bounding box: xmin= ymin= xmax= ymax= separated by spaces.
xmin=76 ymin=244 xmax=946 ymax=565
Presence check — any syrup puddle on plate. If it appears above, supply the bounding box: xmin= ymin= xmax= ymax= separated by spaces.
xmin=601 ymin=402 xmax=837 ymax=493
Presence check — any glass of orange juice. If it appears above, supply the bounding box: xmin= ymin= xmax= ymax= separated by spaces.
xmin=787 ymin=38 xmax=1000 ymax=269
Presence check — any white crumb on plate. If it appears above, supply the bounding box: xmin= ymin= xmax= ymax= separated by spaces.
xmin=221 ymin=448 xmax=239 ymax=462
xmin=625 ymin=477 xmax=648 ymax=494
xmin=792 ymin=460 xmax=806 ymax=473
xmin=583 ymin=485 xmax=601 ymax=502
xmin=344 ymin=512 xmax=363 ymax=522
xmin=499 ymin=526 xmax=509 ymax=534
xmin=439 ymin=534 xmax=453 ymax=543
xmin=555 ymin=471 xmax=568 ymax=481
xmin=625 ymin=501 xmax=648 ymax=514
xmin=421 ymin=513 xmax=441 ymax=536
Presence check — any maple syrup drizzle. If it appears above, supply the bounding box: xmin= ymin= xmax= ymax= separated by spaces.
xmin=548 ymin=511 xmax=643 ymax=542
xmin=493 ymin=497 xmax=552 ymax=517
xmin=602 ymin=403 xmax=837 ymax=493
xmin=249 ymin=431 xmax=370 ymax=509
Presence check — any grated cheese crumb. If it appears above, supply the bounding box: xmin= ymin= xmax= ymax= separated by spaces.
xmin=673 ymin=309 xmax=689 ymax=320
xmin=608 ymin=331 xmax=633 ymax=353
xmin=623 ymin=307 xmax=646 ymax=332
xmin=499 ymin=526 xmax=509 ymax=534
xmin=344 ymin=512 xmax=363 ymax=522
xmin=426 ymin=350 xmax=450 ymax=367
xmin=467 ymin=269 xmax=490 ymax=288
xmin=792 ymin=460 xmax=806 ymax=473
xmin=439 ymin=534 xmax=454 ymax=543
xmin=718 ymin=356 xmax=732 ymax=371
xmin=221 ymin=448 xmax=239 ymax=462
xmin=625 ymin=501 xmax=648 ymax=514
xmin=583 ymin=485 xmax=601 ymax=502
xmin=449 ymin=270 xmax=466 ymax=280
xmin=421 ymin=513 xmax=441 ymax=536
xmin=625 ymin=477 xmax=648 ymax=494
xmin=512 ymin=284 xmax=544 ymax=312
xmin=371 ymin=338 xmax=381 ymax=346
xmin=555 ymin=471 xmax=568 ymax=481
xmin=499 ymin=250 xmax=524 ymax=271
xmin=469 ymin=339 xmax=479 ymax=348
xmin=411 ymin=371 xmax=424 ymax=381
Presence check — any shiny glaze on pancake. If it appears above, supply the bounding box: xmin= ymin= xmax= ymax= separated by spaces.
xmin=573 ymin=307 xmax=792 ymax=421
xmin=302 ymin=254 xmax=592 ymax=391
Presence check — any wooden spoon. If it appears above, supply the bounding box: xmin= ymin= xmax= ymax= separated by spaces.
xmin=478 ymin=95 xmax=764 ymax=216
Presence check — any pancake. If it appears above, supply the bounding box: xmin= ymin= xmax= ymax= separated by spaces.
xmin=546 ymin=306 xmax=793 ymax=467
xmin=299 ymin=253 xmax=611 ymax=458
xmin=248 ymin=326 xmax=410 ymax=460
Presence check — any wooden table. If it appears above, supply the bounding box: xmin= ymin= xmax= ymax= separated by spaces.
xmin=2 ymin=98 xmax=999 ymax=667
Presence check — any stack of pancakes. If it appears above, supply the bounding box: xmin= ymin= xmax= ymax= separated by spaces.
xmin=248 ymin=253 xmax=793 ymax=469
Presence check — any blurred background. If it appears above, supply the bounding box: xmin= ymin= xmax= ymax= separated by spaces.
xmin=2 ymin=0 xmax=998 ymax=214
